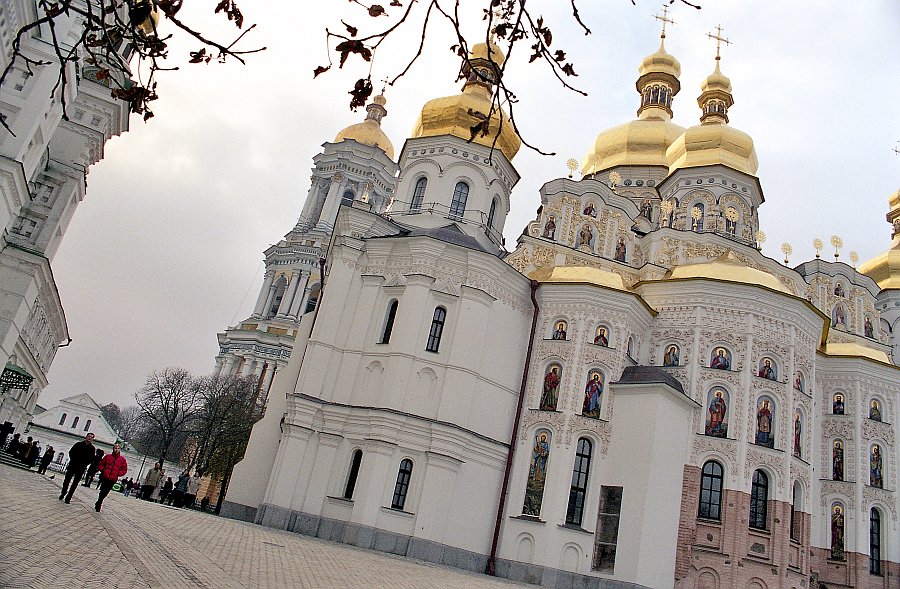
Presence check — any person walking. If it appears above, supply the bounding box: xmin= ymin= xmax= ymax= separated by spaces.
xmin=83 ymin=448 xmax=104 ymax=487
xmin=172 ymin=471 xmax=190 ymax=508
xmin=94 ymin=443 xmax=128 ymax=512
xmin=18 ymin=436 xmax=33 ymax=463
xmin=141 ymin=462 xmax=163 ymax=501
xmin=185 ymin=472 xmax=202 ymax=509
xmin=37 ymin=445 xmax=55 ymax=474
xmin=59 ymin=433 xmax=95 ymax=503
xmin=123 ymin=477 xmax=133 ymax=497
xmin=160 ymin=477 xmax=173 ymax=505
xmin=26 ymin=441 xmax=41 ymax=468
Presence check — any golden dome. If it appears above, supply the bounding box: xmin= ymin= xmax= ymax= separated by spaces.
xmin=582 ymin=38 xmax=683 ymax=176
xmin=529 ymin=265 xmax=630 ymax=293
xmin=410 ymin=42 xmax=520 ymax=161
xmin=666 ymin=250 xmax=788 ymax=293
xmin=822 ymin=342 xmax=891 ymax=364
xmin=334 ymin=94 xmax=395 ymax=159
xmin=859 ymin=189 xmax=900 ymax=289
xmin=701 ymin=61 xmax=732 ymax=93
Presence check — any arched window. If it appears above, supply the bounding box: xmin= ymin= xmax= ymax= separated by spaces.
xmin=487 ymin=198 xmax=498 ymax=230
xmin=426 ymin=307 xmax=446 ymax=353
xmin=343 ymin=449 xmax=363 ymax=499
xmin=71 ymin=416 xmax=79 ymax=429
xmin=84 ymin=419 xmax=91 ymax=432
xmin=59 ymin=412 xmax=67 ymax=426
xmin=565 ymin=438 xmax=592 ymax=526
xmin=870 ymin=508 xmax=882 ymax=575
xmin=391 ymin=459 xmax=413 ymax=510
xmin=449 ymin=182 xmax=469 ymax=217
xmin=341 ymin=189 xmax=355 ymax=206
xmin=790 ymin=481 xmax=802 ymax=542
xmin=749 ymin=470 xmax=769 ymax=530
xmin=379 ymin=300 xmax=399 ymax=344
xmin=411 ymin=177 xmax=427 ymax=210
xmin=698 ymin=460 xmax=723 ymax=520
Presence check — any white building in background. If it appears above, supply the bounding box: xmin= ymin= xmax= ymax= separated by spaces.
xmin=222 ymin=35 xmax=899 ymax=589
xmin=212 ymin=96 xmax=398 ymax=395
xmin=0 ymin=2 xmax=130 ymax=432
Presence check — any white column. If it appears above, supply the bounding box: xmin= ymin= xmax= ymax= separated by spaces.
xmin=222 ymin=355 xmax=238 ymax=378
xmin=315 ymin=173 xmax=347 ymax=231
xmin=241 ymin=359 xmax=257 ymax=378
xmin=251 ymin=273 xmax=276 ymax=318
xmin=261 ymin=364 xmax=277 ymax=403
xmin=297 ymin=176 xmax=322 ymax=227
xmin=287 ymin=273 xmax=311 ymax=317
xmin=212 ymin=357 xmax=225 ymax=378
xmin=276 ymin=273 xmax=301 ymax=317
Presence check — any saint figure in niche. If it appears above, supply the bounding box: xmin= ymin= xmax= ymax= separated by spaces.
xmin=640 ymin=199 xmax=652 ymax=221
xmin=793 ymin=410 xmax=802 ymax=458
xmin=710 ymin=348 xmax=730 ymax=370
xmin=834 ymin=283 xmax=845 ymax=297
xmin=794 ymin=371 xmax=803 ymax=392
xmin=758 ymin=358 xmax=777 ymax=381
xmin=755 ymin=398 xmax=774 ymax=448
xmin=832 ymin=440 xmax=844 ymax=481
xmin=870 ymin=446 xmax=883 ymax=488
xmin=582 ymin=371 xmax=603 ymax=418
xmin=830 ymin=505 xmax=844 ymax=560
xmin=832 ymin=305 xmax=846 ymax=327
xmin=869 ymin=399 xmax=882 ymax=421
xmin=523 ymin=429 xmax=551 ymax=516
xmin=552 ymin=321 xmax=567 ymax=340
xmin=583 ymin=202 xmax=597 ymax=218
xmin=864 ymin=316 xmax=874 ymax=338
xmin=593 ymin=326 xmax=609 ymax=347
xmin=663 ymin=345 xmax=679 ymax=367
xmin=614 ymin=237 xmax=627 ymax=262
xmin=540 ymin=365 xmax=561 ymax=411
xmin=706 ymin=389 xmax=728 ymax=438
xmin=577 ymin=225 xmax=593 ymax=248
xmin=833 ymin=393 xmax=845 ymax=415
xmin=542 ymin=216 xmax=556 ymax=239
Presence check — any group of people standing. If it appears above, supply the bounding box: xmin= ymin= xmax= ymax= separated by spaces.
xmin=139 ymin=462 xmax=203 ymax=508
xmin=5 ymin=433 xmax=58 ymax=474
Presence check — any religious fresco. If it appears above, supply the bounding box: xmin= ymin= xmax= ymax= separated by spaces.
xmin=832 ymin=304 xmax=846 ymax=328
xmin=830 ymin=504 xmax=845 ymax=560
xmin=710 ymin=347 xmax=731 ymax=370
xmin=576 ymin=225 xmax=593 ymax=248
xmin=757 ymin=357 xmax=777 ymax=381
xmin=705 ymin=388 xmax=729 ymax=438
xmin=639 ymin=199 xmax=652 ymax=221
xmin=755 ymin=396 xmax=775 ymax=448
xmin=662 ymin=344 xmax=680 ymax=367
xmin=583 ymin=201 xmax=597 ymax=218
xmin=869 ymin=399 xmax=882 ymax=421
xmin=552 ymin=321 xmax=568 ymax=340
xmin=593 ymin=325 xmax=609 ymax=347
xmin=870 ymin=445 xmax=883 ymax=488
xmin=832 ymin=440 xmax=844 ymax=481
xmin=864 ymin=316 xmax=875 ymax=338
xmin=794 ymin=371 xmax=804 ymax=392
xmin=614 ymin=237 xmax=627 ymax=262
xmin=793 ymin=409 xmax=802 ymax=458
xmin=834 ymin=283 xmax=845 ymax=298
xmin=542 ymin=215 xmax=556 ymax=239
xmin=523 ymin=429 xmax=551 ymax=516
xmin=832 ymin=393 xmax=845 ymax=415
xmin=582 ymin=370 xmax=604 ymax=419
xmin=540 ymin=364 xmax=562 ymax=411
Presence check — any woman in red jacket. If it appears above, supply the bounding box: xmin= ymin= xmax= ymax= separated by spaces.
xmin=94 ymin=443 xmax=128 ymax=512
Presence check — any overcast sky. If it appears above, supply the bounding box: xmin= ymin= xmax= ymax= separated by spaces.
xmin=39 ymin=1 xmax=899 ymax=409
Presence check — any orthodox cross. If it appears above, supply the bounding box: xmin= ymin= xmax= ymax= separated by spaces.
xmin=380 ymin=77 xmax=390 ymax=93
xmin=707 ymin=24 xmax=732 ymax=60
xmin=653 ymin=5 xmax=676 ymax=38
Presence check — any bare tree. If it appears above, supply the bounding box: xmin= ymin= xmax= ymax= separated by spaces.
xmin=116 ymin=405 xmax=146 ymax=444
xmin=99 ymin=402 xmax=121 ymax=430
xmin=134 ymin=367 xmax=202 ymax=462
xmin=0 ymin=0 xmax=264 ymax=134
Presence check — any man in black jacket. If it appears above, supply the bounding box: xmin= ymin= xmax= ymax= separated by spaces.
xmin=59 ymin=433 xmax=95 ymax=503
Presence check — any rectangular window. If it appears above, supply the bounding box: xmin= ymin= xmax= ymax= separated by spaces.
xmin=592 ymin=486 xmax=623 ymax=573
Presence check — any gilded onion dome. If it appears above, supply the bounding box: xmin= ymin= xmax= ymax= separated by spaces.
xmin=411 ymin=41 xmax=521 ymax=161
xmin=667 ymin=250 xmax=789 ymax=294
xmin=334 ymin=94 xmax=395 ymax=159
xmin=582 ymin=38 xmax=684 ymax=176
xmin=859 ymin=189 xmax=900 ymax=290
xmin=665 ymin=59 xmax=758 ymax=176
xmin=529 ymin=265 xmax=630 ymax=293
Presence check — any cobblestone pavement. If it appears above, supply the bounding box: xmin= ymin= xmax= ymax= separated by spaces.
xmin=1 ymin=463 xmax=532 ymax=589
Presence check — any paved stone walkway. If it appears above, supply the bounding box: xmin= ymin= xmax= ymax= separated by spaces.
xmin=1 ymin=463 xmax=532 ymax=588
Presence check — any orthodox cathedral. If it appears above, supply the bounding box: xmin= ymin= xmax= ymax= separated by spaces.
xmin=219 ymin=27 xmax=899 ymax=589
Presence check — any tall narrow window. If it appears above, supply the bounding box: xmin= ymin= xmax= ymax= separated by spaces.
xmin=59 ymin=412 xmax=67 ymax=426
xmin=487 ymin=198 xmax=498 ymax=230
xmin=592 ymin=486 xmax=623 ymax=573
xmin=391 ymin=459 xmax=413 ymax=510
xmin=565 ymin=438 xmax=592 ymax=526
xmin=749 ymin=470 xmax=769 ymax=530
xmin=343 ymin=449 xmax=363 ymax=499
xmin=426 ymin=307 xmax=446 ymax=353
xmin=870 ymin=508 xmax=882 ymax=575
xmin=84 ymin=419 xmax=92 ymax=432
xmin=379 ymin=300 xmax=399 ymax=344
xmin=71 ymin=416 xmax=79 ymax=429
xmin=449 ymin=181 xmax=468 ymax=217
xmin=790 ymin=481 xmax=801 ymax=542
xmin=411 ymin=177 xmax=427 ymax=210
xmin=698 ymin=460 xmax=724 ymax=520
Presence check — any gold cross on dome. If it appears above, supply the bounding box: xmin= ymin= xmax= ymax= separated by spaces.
xmin=653 ymin=5 xmax=676 ymax=38
xmin=707 ymin=24 xmax=732 ymax=60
